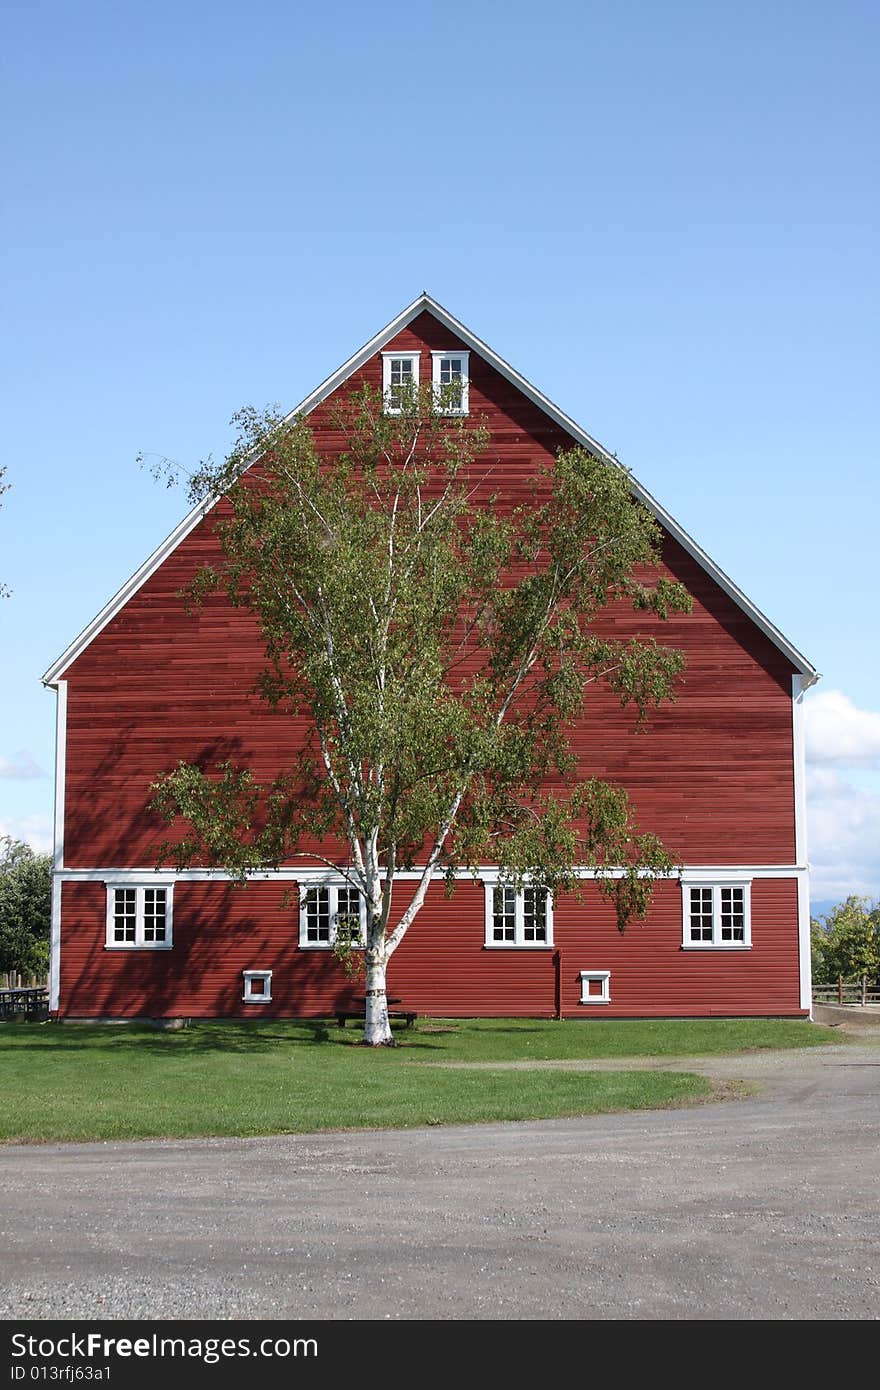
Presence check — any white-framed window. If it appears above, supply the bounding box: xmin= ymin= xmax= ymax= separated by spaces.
xmin=105 ymin=884 xmax=173 ymax=949
xmin=242 ymin=969 xmax=272 ymax=1003
xmin=681 ymin=881 xmax=752 ymax=949
xmin=381 ymin=351 xmax=420 ymax=413
xmin=579 ymin=970 xmax=611 ymax=1005
xmin=431 ymin=350 xmax=470 ymax=415
xmin=299 ymin=883 xmax=366 ymax=949
xmin=483 ymin=882 xmax=553 ymax=948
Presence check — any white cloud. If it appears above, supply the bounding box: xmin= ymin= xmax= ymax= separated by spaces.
xmin=805 ymin=690 xmax=880 ymax=769
xmin=0 ymin=750 xmax=46 ymax=779
xmin=806 ymin=766 xmax=880 ymax=902
xmin=0 ymin=814 xmax=53 ymax=855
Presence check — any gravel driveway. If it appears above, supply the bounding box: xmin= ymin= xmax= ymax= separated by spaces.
xmin=2 ymin=1028 xmax=879 ymax=1321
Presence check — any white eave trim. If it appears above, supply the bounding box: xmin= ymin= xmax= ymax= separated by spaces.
xmin=54 ymin=862 xmax=809 ymax=883
xmin=42 ymin=500 xmax=214 ymax=686
xmin=41 ymin=292 xmax=820 ymax=686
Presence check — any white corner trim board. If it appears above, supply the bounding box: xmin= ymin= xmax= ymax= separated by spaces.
xmin=792 ymin=674 xmax=813 ymax=1014
xmin=52 ymin=680 xmax=67 ymax=871
xmin=49 ymin=874 xmax=62 ymax=1013
xmin=48 ymin=680 xmax=67 ymax=1012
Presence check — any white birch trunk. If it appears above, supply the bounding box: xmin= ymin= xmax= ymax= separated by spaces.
xmin=363 ymin=950 xmax=394 ymax=1046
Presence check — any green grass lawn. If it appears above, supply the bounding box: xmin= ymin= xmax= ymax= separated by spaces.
xmin=0 ymin=1016 xmax=841 ymax=1144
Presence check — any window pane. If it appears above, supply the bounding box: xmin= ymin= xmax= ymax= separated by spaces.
xmin=335 ymin=887 xmax=363 ymax=944
xmin=337 ymin=886 xmax=360 ymax=917
xmin=304 ymin=886 xmax=331 ymax=942
xmin=492 ymin=885 xmax=515 ymax=941
xmin=720 ymin=887 xmax=745 ymax=941
xmin=143 ymin=887 xmax=167 ymax=943
xmin=523 ymin=886 xmax=547 ymax=942
xmin=113 ymin=888 xmax=136 ymax=943
xmin=439 ymin=357 xmax=462 ymax=409
xmin=689 ymin=886 xmax=713 ymax=942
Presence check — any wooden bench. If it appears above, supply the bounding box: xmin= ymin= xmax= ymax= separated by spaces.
xmin=0 ymin=987 xmax=49 ymax=1021
xmin=335 ymin=1009 xmax=417 ymax=1029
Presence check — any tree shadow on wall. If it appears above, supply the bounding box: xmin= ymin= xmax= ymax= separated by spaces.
xmin=66 ymin=730 xmax=246 ymax=867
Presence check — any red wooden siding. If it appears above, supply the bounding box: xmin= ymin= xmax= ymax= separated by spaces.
xmin=60 ymin=311 xmax=797 ymax=871
xmin=59 ymin=877 xmax=804 ymax=1020
xmin=54 ymin=308 xmax=804 ymax=1020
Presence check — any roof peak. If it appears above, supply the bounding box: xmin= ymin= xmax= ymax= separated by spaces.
xmin=42 ymin=297 xmax=819 ymax=687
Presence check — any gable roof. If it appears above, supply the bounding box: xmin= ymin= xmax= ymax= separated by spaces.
xmin=42 ymin=293 xmax=819 ymax=687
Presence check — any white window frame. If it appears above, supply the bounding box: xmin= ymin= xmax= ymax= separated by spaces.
xmin=431 ymin=350 xmax=470 ymax=415
xmin=242 ymin=969 xmax=272 ymax=1003
xmin=105 ymin=883 xmax=173 ymax=950
xmin=681 ymin=879 xmax=752 ymax=950
xmin=579 ymin=970 xmax=611 ymax=1005
xmin=298 ymin=882 xmax=367 ymax=950
xmin=381 ymin=351 xmax=420 ymax=413
xmin=483 ymin=881 xmax=553 ymax=949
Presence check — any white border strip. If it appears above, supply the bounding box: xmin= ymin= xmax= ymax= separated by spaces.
xmin=42 ymin=293 xmax=819 ymax=686
xmin=797 ymin=873 xmax=812 ymax=1016
xmin=55 ymin=862 xmax=809 ymax=883
xmin=48 ymin=680 xmax=67 ymax=1012
xmin=792 ymin=674 xmax=809 ymax=866
xmin=49 ymin=875 xmax=61 ymax=1013
xmin=792 ymin=674 xmax=813 ymax=1013
xmin=52 ymin=681 xmax=67 ymax=870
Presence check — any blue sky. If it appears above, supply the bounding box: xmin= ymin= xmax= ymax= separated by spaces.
xmin=2 ymin=0 xmax=878 ymax=907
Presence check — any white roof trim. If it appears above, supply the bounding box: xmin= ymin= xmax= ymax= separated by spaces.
xmin=42 ymin=292 xmax=819 ymax=686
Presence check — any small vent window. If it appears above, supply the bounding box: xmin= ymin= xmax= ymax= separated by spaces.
xmin=243 ymin=970 xmax=272 ymax=1003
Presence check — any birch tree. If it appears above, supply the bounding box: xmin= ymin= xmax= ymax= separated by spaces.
xmin=150 ymin=383 xmax=692 ymax=1044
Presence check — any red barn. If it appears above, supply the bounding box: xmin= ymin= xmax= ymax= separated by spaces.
xmin=42 ymin=295 xmax=818 ymax=1022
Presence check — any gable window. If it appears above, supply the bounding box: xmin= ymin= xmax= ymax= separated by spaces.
xmin=299 ymin=883 xmax=366 ymax=949
xmin=105 ymin=884 xmax=173 ymax=949
xmin=681 ymin=881 xmax=751 ymax=949
xmin=431 ymin=350 xmax=470 ymax=415
xmin=484 ymin=882 xmax=553 ymax=948
xmin=381 ymin=351 xmax=420 ymax=413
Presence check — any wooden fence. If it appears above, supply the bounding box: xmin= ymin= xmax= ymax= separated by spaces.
xmin=813 ymin=976 xmax=880 ymax=1006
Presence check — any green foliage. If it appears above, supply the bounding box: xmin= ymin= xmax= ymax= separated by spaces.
xmin=811 ymin=896 xmax=880 ymax=984
xmin=332 ymin=914 xmax=367 ymax=980
xmin=0 ymin=836 xmax=52 ymax=977
xmin=150 ymin=383 xmax=692 ymax=957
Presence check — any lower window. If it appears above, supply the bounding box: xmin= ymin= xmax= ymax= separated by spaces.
xmin=105 ymin=884 xmax=173 ymax=949
xmin=484 ymin=882 xmax=553 ymax=947
xmin=682 ymin=881 xmax=751 ymax=948
xmin=299 ymin=883 xmax=366 ymax=949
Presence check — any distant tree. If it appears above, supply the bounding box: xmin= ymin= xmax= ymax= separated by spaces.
xmin=810 ymin=916 xmax=834 ymax=985
xmin=0 ymin=837 xmax=51 ymax=980
xmin=150 ymin=384 xmax=692 ymax=1044
xmin=811 ymin=896 xmax=880 ymax=986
